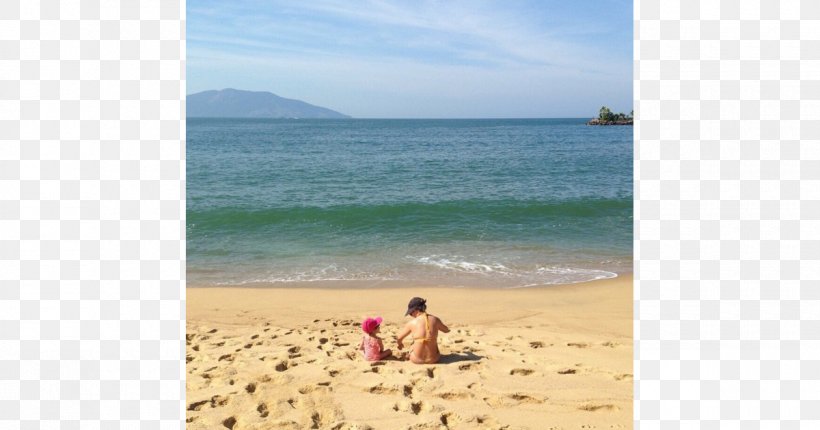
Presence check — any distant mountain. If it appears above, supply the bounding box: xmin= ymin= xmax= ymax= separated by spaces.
xmin=186 ymin=88 xmax=351 ymax=119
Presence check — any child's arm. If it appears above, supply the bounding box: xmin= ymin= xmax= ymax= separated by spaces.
xmin=377 ymin=338 xmax=385 ymax=352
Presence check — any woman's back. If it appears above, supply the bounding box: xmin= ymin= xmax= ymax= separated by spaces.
xmin=408 ymin=313 xmax=444 ymax=364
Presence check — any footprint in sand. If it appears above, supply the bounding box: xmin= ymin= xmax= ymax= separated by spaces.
xmin=329 ymin=422 xmax=374 ymax=430
xmin=458 ymin=363 xmax=479 ymax=371
xmin=508 ymin=393 xmax=544 ymax=404
xmin=211 ymin=395 xmax=229 ymax=407
xmin=509 ymin=368 xmax=534 ymax=376
xmin=298 ymin=385 xmax=332 ymax=395
xmin=308 ymin=412 xmax=324 ymax=429
xmin=187 ymin=396 xmax=228 ymax=411
xmin=601 ymin=341 xmax=620 ymax=348
xmin=257 ymin=402 xmax=269 ymax=418
xmin=483 ymin=393 xmax=544 ymax=408
xmin=439 ymin=412 xmax=463 ymax=427
xmin=208 ymin=329 xmax=218 ymax=334
xmin=287 ymin=397 xmax=301 ymax=409
xmin=568 ymin=342 xmax=590 ymax=348
xmin=218 ymin=354 xmax=234 ymax=362
xmin=188 ymin=400 xmax=209 ymax=411
xmin=613 ymin=373 xmax=633 ymax=381
xmin=529 ymin=341 xmax=545 ymax=349
xmin=362 ymin=361 xmax=394 ymax=375
xmin=245 ymin=382 xmax=257 ymax=394
xmin=392 ymin=400 xmax=438 ymax=415
xmin=222 ymin=416 xmax=237 ymax=429
xmin=274 ymin=360 xmax=290 ymax=372
xmin=406 ymin=423 xmax=447 ymax=430
xmin=367 ymin=383 xmax=400 ymax=395
xmin=558 ymin=368 xmax=577 ymax=375
xmin=435 ymin=390 xmax=472 ymax=400
xmin=579 ymin=404 xmax=619 ymax=412
xmin=470 ymin=415 xmax=501 ymax=427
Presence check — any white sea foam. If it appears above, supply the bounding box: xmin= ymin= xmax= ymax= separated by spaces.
xmin=411 ymin=255 xmax=619 ymax=287
xmin=414 ymin=256 xmax=512 ymax=275
xmin=505 ymin=267 xmax=618 ymax=289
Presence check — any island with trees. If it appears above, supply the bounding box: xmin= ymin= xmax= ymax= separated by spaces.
xmin=587 ymin=106 xmax=633 ymax=125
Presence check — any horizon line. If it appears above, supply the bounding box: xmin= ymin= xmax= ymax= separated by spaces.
xmin=185 ymin=116 xmax=602 ymax=120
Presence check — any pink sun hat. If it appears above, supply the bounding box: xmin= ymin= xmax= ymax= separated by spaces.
xmin=362 ymin=317 xmax=383 ymax=334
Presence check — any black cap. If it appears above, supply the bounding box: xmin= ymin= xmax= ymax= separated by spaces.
xmin=405 ymin=297 xmax=427 ymax=316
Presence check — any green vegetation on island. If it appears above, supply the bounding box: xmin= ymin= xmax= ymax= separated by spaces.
xmin=587 ymin=106 xmax=633 ymax=125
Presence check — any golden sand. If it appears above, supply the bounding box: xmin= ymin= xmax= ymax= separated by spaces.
xmin=186 ymin=275 xmax=632 ymax=430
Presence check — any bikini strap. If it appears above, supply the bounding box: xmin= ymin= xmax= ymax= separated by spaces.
xmin=422 ymin=312 xmax=430 ymax=336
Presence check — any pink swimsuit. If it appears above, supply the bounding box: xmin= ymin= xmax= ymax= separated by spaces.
xmin=361 ymin=335 xmax=382 ymax=361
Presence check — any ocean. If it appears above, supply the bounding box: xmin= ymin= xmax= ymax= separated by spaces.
xmin=187 ymin=118 xmax=632 ymax=288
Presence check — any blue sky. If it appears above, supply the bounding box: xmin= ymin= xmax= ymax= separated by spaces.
xmin=188 ymin=0 xmax=633 ymax=118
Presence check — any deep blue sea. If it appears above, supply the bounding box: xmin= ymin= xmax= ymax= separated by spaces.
xmin=187 ymin=118 xmax=632 ymax=288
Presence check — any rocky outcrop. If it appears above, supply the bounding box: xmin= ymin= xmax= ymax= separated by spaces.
xmin=587 ymin=119 xmax=633 ymax=126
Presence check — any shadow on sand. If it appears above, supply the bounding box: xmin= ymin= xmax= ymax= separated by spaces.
xmin=438 ymin=351 xmax=483 ymax=364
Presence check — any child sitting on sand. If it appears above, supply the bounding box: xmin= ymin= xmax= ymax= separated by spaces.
xmin=359 ymin=317 xmax=393 ymax=361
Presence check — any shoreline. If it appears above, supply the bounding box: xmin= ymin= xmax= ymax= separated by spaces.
xmin=187 ymin=275 xmax=632 ymax=429
xmin=186 ymin=270 xmax=632 ymax=291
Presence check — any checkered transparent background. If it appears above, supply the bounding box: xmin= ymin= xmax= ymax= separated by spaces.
xmin=2 ymin=0 xmax=819 ymax=428
xmin=0 ymin=1 xmax=185 ymax=429
xmin=635 ymin=0 xmax=820 ymax=428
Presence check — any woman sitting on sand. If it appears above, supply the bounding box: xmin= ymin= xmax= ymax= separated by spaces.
xmin=396 ymin=297 xmax=450 ymax=364
xmin=359 ymin=317 xmax=393 ymax=361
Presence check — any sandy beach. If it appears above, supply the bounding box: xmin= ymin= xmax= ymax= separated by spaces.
xmin=186 ymin=275 xmax=632 ymax=430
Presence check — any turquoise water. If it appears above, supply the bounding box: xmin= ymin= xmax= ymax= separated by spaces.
xmin=187 ymin=118 xmax=632 ymax=288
